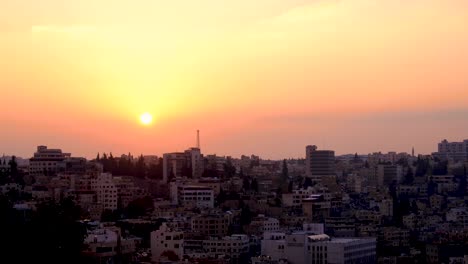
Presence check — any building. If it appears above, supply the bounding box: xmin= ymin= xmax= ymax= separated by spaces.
xmin=163 ymin=148 xmax=205 ymax=183
xmin=58 ymin=157 xmax=87 ymax=175
xmin=433 ymin=139 xmax=468 ymax=162
xmin=163 ymin=152 xmax=186 ymax=184
xmin=170 ymin=185 xmax=214 ymax=208
xmin=150 ymin=223 xmax=184 ymax=262
xmin=185 ymin=147 xmax=204 ymax=179
xmin=200 ymin=235 xmax=250 ymax=260
xmin=377 ymin=165 xmax=403 ymax=186
xmin=191 ymin=213 xmax=232 ymax=237
xmin=82 ymin=225 xmax=140 ymax=263
xmin=244 ymin=215 xmax=280 ymax=235
xmin=29 ymin=146 xmax=71 ymax=177
xmin=305 ymin=145 xmax=335 ymax=183
xmin=307 ymin=235 xmax=376 ymax=264
xmin=91 ymin=173 xmax=118 ymax=211
xmin=184 ymin=234 xmax=250 ymax=262
xmin=262 ymin=232 xmax=376 ymax=264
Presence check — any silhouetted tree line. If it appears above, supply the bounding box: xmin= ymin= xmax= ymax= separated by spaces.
xmin=0 ymin=156 xmax=26 ymax=185
xmin=95 ymin=153 xmax=163 ymax=179
xmin=0 ymin=196 xmax=86 ymax=264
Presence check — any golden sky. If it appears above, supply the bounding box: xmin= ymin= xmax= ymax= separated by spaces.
xmin=1 ymin=0 xmax=468 ymax=158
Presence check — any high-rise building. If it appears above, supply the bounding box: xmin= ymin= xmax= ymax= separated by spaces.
xmin=305 ymin=145 xmax=335 ymax=183
xmin=91 ymin=173 xmax=118 ymax=211
xmin=433 ymin=139 xmax=468 ymax=161
xmin=163 ymin=152 xmax=186 ymax=183
xmin=185 ymin=147 xmax=204 ymax=179
xmin=162 ymin=148 xmax=205 ymax=184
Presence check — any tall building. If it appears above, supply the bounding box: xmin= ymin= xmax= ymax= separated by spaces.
xmin=185 ymin=147 xmax=204 ymax=179
xmin=163 ymin=152 xmax=186 ymax=183
xmin=29 ymin=145 xmax=71 ymax=177
xmin=91 ymin=173 xmax=118 ymax=211
xmin=433 ymin=139 xmax=468 ymax=161
xmin=162 ymin=148 xmax=204 ymax=183
xmin=305 ymin=145 xmax=335 ymax=183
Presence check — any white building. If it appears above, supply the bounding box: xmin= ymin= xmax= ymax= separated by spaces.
xmin=82 ymin=226 xmax=139 ymax=261
xmin=185 ymin=234 xmax=250 ymax=260
xmin=91 ymin=173 xmax=118 ymax=211
xmin=307 ymin=235 xmax=376 ymax=264
xmin=150 ymin=223 xmax=184 ymax=262
xmin=282 ymin=188 xmax=316 ymax=207
xmin=170 ymin=184 xmax=214 ymax=208
xmin=262 ymin=232 xmax=376 ymax=264
xmin=248 ymin=215 xmax=280 ymax=234
xmin=202 ymin=234 xmax=250 ymax=259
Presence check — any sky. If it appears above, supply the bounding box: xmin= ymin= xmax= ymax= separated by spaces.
xmin=1 ymin=0 xmax=468 ymax=159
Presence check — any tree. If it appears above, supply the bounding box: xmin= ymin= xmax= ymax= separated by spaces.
xmin=148 ymin=158 xmax=163 ymax=180
xmin=282 ymin=159 xmax=289 ymax=180
xmin=251 ymin=178 xmax=259 ymax=193
xmin=459 ymin=165 xmax=468 ymax=196
xmin=403 ymin=167 xmax=414 ymax=184
xmin=101 ymin=209 xmax=118 ymax=222
xmin=108 ymin=152 xmax=117 ymax=173
xmin=161 ymin=250 xmax=179 ymax=261
xmin=216 ymin=188 xmax=227 ymax=206
xmin=126 ymin=196 xmax=154 ymax=218
xmin=8 ymin=156 xmax=18 ymax=179
xmin=415 ymin=157 xmax=430 ymax=177
xmin=303 ymin=177 xmax=313 ymax=189
xmin=224 ymin=157 xmax=236 ymax=178
xmin=433 ymin=160 xmax=448 ymax=175
xmin=181 ymin=165 xmax=193 ymax=178
xmin=240 ymin=205 xmax=252 ymax=226
xmin=242 ymin=177 xmax=251 ymax=191
xmin=280 ymin=159 xmax=289 ymax=192
xmin=134 ymin=155 xmax=146 ymax=178
xmin=1 ymin=198 xmax=87 ymax=263
xmin=288 ymin=181 xmax=293 ymax=193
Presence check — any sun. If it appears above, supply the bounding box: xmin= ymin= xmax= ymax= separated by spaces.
xmin=140 ymin=112 xmax=153 ymax=125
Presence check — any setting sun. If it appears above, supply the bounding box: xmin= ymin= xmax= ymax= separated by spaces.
xmin=139 ymin=113 xmax=153 ymax=125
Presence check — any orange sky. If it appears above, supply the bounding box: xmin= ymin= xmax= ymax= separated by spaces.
xmin=1 ymin=0 xmax=468 ymax=159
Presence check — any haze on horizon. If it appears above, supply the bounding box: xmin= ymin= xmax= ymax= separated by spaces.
xmin=1 ymin=0 xmax=468 ymax=159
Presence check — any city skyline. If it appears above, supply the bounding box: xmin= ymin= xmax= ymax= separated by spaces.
xmin=2 ymin=0 xmax=468 ymax=159
xmin=1 ymin=137 xmax=463 ymax=161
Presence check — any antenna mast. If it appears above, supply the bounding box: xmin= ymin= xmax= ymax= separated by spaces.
xmin=197 ymin=130 xmax=200 ymax=149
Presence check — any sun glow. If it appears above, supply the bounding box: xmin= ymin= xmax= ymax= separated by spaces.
xmin=140 ymin=113 xmax=153 ymax=125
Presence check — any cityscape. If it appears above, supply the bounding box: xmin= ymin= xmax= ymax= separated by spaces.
xmin=1 ymin=138 xmax=468 ymax=263
xmin=2 ymin=1 xmax=468 ymax=264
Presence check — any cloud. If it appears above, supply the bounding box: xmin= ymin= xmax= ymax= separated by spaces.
xmin=31 ymin=24 xmax=97 ymax=35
